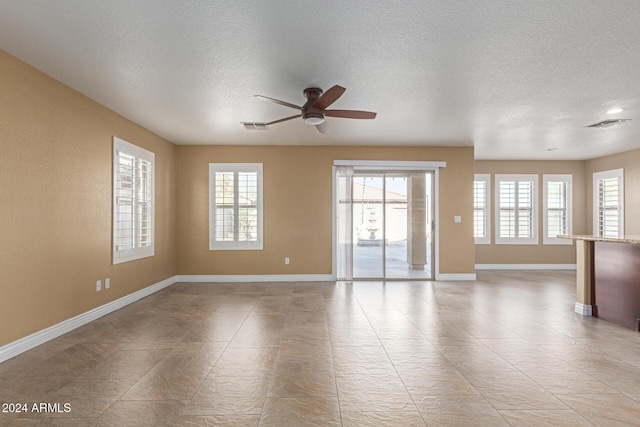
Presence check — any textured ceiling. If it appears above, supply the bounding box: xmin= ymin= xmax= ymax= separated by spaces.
xmin=1 ymin=0 xmax=640 ymax=160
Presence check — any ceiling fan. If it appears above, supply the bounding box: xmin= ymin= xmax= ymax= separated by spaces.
xmin=251 ymin=85 xmax=377 ymax=133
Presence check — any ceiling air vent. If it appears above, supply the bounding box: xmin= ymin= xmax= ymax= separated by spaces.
xmin=242 ymin=122 xmax=269 ymax=131
xmin=587 ymin=119 xmax=631 ymax=128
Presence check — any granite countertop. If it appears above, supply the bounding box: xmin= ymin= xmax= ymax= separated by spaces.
xmin=558 ymin=235 xmax=640 ymax=244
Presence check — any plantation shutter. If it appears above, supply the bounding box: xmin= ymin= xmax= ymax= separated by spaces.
xmin=113 ymin=137 xmax=155 ymax=264
xmin=547 ymin=181 xmax=567 ymax=237
xmin=597 ymin=176 xmax=621 ymax=237
xmin=209 ymin=164 xmax=263 ymax=250
xmin=495 ymin=175 xmax=537 ymax=244
xmin=473 ymin=174 xmax=490 ymax=244
xmin=473 ymin=180 xmax=486 ymax=238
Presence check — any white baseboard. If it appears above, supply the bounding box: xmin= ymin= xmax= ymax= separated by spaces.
xmin=0 ymin=275 xmax=177 ymax=364
xmin=475 ymin=264 xmax=577 ymax=270
xmin=436 ymin=273 xmax=477 ymax=281
xmin=575 ymin=302 xmax=594 ymax=316
xmin=176 ymin=274 xmax=334 ymax=283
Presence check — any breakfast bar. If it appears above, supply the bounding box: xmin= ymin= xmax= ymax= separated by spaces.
xmin=561 ymin=235 xmax=640 ymax=330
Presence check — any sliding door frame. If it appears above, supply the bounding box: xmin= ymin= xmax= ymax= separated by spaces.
xmin=332 ymin=160 xmax=446 ymax=281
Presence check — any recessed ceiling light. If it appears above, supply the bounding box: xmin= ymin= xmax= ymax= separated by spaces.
xmin=606 ymin=108 xmax=624 ymax=115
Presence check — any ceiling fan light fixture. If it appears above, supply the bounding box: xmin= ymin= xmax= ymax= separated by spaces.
xmin=304 ymin=116 xmax=325 ymax=125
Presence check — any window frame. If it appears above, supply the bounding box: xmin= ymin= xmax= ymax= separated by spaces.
xmin=209 ymin=163 xmax=263 ymax=251
xmin=593 ymin=168 xmax=624 ymax=238
xmin=473 ymin=174 xmax=491 ymax=244
xmin=494 ymin=174 xmax=538 ymax=245
xmin=112 ymin=137 xmax=155 ymax=264
xmin=542 ymin=174 xmax=572 ymax=245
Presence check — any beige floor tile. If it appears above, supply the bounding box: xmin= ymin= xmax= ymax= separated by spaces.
xmin=93 ymin=400 xmax=186 ymax=427
xmin=259 ymin=397 xmax=341 ymax=427
xmin=211 ymin=347 xmax=278 ymax=375
xmin=586 ymin=365 xmax=640 ymax=396
xmin=336 ymin=372 xmax=416 ymax=412
xmin=120 ymin=343 xmax=225 ymax=402
xmin=267 ymin=357 xmax=337 ymax=398
xmin=474 ymin=382 xmax=568 ymax=410
xmin=1 ymin=371 xmax=79 ymax=402
xmin=262 ymin=283 xmax=294 ymax=296
xmin=280 ymin=324 xmax=330 ymax=341
xmin=277 ymin=339 xmax=333 ymax=359
xmin=416 ymin=395 xmax=510 ymax=426
xmin=399 ymin=367 xmax=479 ymax=397
xmin=518 ymin=365 xmax=617 ymax=395
xmin=289 ymin=294 xmax=327 ymax=312
xmin=229 ymin=314 xmax=286 ymax=348
xmin=0 ymin=413 xmax=18 ymax=426
xmin=499 ymin=409 xmax=595 ymax=426
xmin=9 ymin=417 xmax=97 ymax=426
xmin=328 ymin=326 xmax=381 ymax=347
xmin=557 ymin=393 xmax=640 ymax=426
xmin=47 ymin=376 xmax=137 ymax=417
xmin=176 ymin=414 xmax=260 ymax=426
xmin=182 ymin=312 xmax=248 ymax=342
xmin=26 ymin=342 xmax=118 ymax=378
xmin=78 ymin=349 xmax=168 ymax=380
xmin=331 ymin=344 xmax=394 ymax=374
xmin=6 ymin=273 xmax=640 ymax=426
xmin=250 ymin=296 xmax=292 ymax=315
xmin=184 ymin=371 xmax=271 ymax=416
xmin=341 ymin=411 xmax=427 ymax=426
xmin=215 ymin=295 xmax=260 ymax=312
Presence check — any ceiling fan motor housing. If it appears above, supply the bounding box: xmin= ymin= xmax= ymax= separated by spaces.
xmin=303 ymin=87 xmax=325 ymax=124
xmin=303 ymin=87 xmax=323 ymax=101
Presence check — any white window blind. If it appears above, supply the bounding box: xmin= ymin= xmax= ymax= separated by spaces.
xmin=474 ymin=174 xmax=490 ymax=244
xmin=594 ymin=169 xmax=624 ymax=238
xmin=543 ymin=175 xmax=572 ymax=244
xmin=495 ymin=174 xmax=538 ymax=244
xmin=210 ymin=163 xmax=263 ymax=250
xmin=113 ymin=137 xmax=154 ymax=264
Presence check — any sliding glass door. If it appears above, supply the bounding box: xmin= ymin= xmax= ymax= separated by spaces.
xmin=352 ymin=175 xmax=384 ymax=278
xmin=347 ymin=171 xmax=434 ymax=280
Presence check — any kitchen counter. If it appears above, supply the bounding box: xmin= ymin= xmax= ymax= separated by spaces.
xmin=559 ymin=234 xmax=640 ymax=244
xmin=560 ymin=235 xmax=640 ymax=330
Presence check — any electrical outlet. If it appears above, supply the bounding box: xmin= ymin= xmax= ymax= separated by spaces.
xmin=105 ymin=278 xmax=110 ymax=289
xmin=96 ymin=280 xmax=102 ymax=292
xmin=285 ymin=257 xmax=290 ymax=265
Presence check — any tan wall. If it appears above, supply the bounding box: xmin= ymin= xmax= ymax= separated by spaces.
xmin=585 ymin=147 xmax=640 ymax=235
xmin=0 ymin=50 xmax=177 ymax=346
xmin=474 ymin=160 xmax=586 ymax=265
xmin=177 ymin=145 xmax=475 ymax=276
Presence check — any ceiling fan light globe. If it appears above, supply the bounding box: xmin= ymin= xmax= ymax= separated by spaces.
xmin=304 ymin=116 xmax=325 ymax=125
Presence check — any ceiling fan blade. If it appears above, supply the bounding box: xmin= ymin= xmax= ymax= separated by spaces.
xmin=325 ymin=110 xmax=377 ymax=119
xmin=315 ymin=120 xmax=330 ymax=134
xmin=265 ymin=114 xmax=302 ymax=126
xmin=313 ymin=85 xmax=346 ymax=110
xmin=254 ymin=95 xmax=302 ymax=110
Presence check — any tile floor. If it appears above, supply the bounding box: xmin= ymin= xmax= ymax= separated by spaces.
xmin=2 ymin=271 xmax=640 ymax=426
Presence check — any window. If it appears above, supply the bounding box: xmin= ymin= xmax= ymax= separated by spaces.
xmin=113 ymin=137 xmax=154 ymax=264
xmin=543 ymin=174 xmax=572 ymax=244
xmin=474 ymin=174 xmax=491 ymax=244
xmin=593 ymin=169 xmax=624 ymax=238
xmin=495 ymin=174 xmax=538 ymax=244
xmin=209 ymin=163 xmax=263 ymax=250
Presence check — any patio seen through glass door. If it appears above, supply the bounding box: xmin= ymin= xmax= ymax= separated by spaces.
xmin=352 ymin=172 xmax=433 ymax=279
